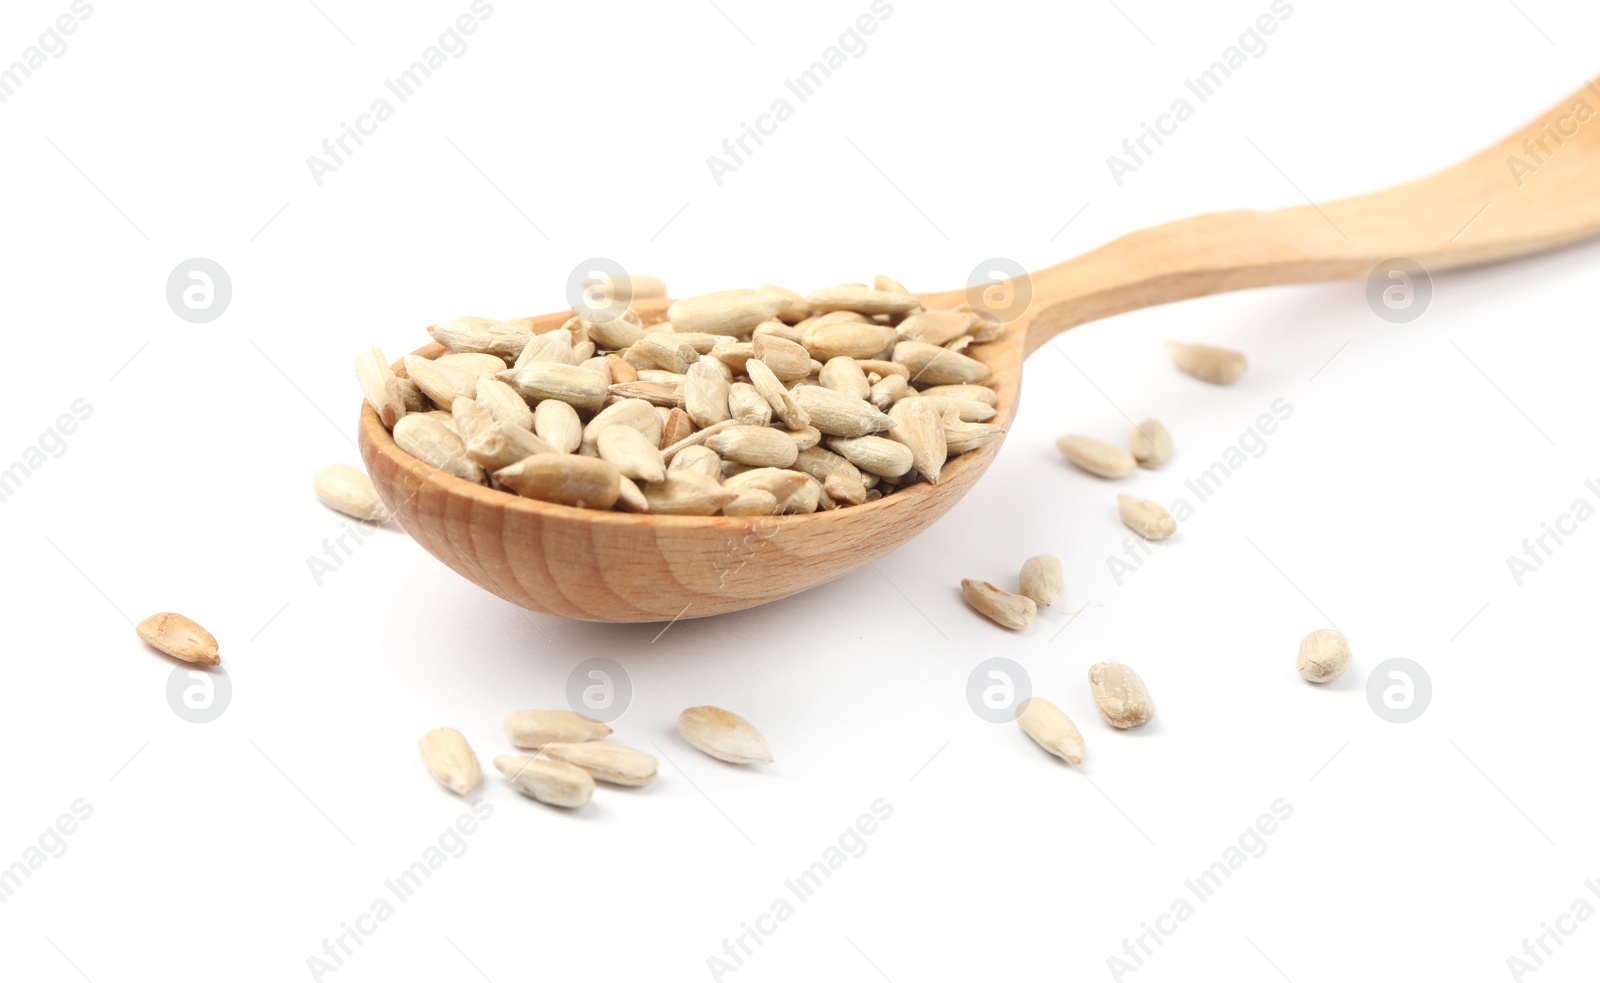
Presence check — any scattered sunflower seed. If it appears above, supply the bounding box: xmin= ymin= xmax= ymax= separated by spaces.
xmin=418 ymin=727 xmax=481 ymax=795
xmin=678 ymin=706 xmax=773 ymax=765
xmin=1297 ymin=629 xmax=1351 ymax=682
xmin=313 ymin=463 xmax=391 ymax=522
xmin=136 ymin=612 xmax=220 ymax=666
xmin=1016 ymin=698 xmax=1085 ymax=765
xmin=1088 ymin=661 xmax=1154 ymax=729
xmin=493 ymin=755 xmax=595 ymax=808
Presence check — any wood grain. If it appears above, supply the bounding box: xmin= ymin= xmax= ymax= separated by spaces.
xmin=360 ymin=82 xmax=1600 ymax=622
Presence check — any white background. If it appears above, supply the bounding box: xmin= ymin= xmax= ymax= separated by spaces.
xmin=3 ymin=0 xmax=1598 ymax=980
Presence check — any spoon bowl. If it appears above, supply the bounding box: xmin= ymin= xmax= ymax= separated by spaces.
xmin=360 ymin=82 xmax=1600 ymax=622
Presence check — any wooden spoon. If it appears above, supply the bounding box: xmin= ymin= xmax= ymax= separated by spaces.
xmin=360 ymin=83 xmax=1600 ymax=623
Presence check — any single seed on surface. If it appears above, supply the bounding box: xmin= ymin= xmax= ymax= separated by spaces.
xmin=502 ymin=709 xmax=613 ymax=749
xmin=312 ymin=463 xmax=391 ymax=522
xmin=1016 ymin=698 xmax=1085 ymax=765
xmin=1056 ymin=435 xmax=1136 ymax=478
xmin=493 ymin=755 xmax=595 ymax=808
xmin=541 ymin=741 xmax=658 ymax=786
xmin=1297 ymin=628 xmax=1352 ymax=682
xmin=1129 ymin=418 xmax=1173 ymax=469
xmin=678 ymin=706 xmax=774 ymax=764
xmin=1117 ymin=494 xmax=1177 ymax=541
xmin=136 ymin=612 xmax=220 ymax=666
xmin=418 ymin=728 xmax=481 ymax=795
xmin=961 ymin=579 xmax=1036 ymax=630
xmin=1165 ymin=340 xmax=1248 ymax=385
xmin=1088 ymin=661 xmax=1154 ymax=729
xmin=1018 ymin=555 xmax=1063 ymax=607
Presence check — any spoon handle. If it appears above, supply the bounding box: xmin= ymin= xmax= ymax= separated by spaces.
xmin=1020 ymin=80 xmax=1600 ymax=356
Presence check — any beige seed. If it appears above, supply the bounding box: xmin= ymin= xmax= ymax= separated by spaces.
xmin=503 ymin=709 xmax=613 ymax=748
xmin=427 ymin=317 xmax=531 ymax=361
xmin=607 ymin=380 xmax=683 ymax=408
xmin=919 ymin=383 xmax=997 ymax=406
xmin=496 ymin=364 xmax=608 ymax=412
xmin=581 ymin=271 xmax=667 ymax=304
xmin=404 ymin=354 xmax=476 ymax=407
xmin=1117 ymin=494 xmax=1177 ymax=541
xmin=1015 ymin=698 xmax=1084 ymax=765
xmin=583 ymin=313 xmax=647 ymax=351
xmin=1297 ymin=629 xmax=1352 ymax=682
xmin=779 ymin=425 xmax=822 ymax=451
xmin=466 ymin=422 xmax=560 ymax=472
xmin=669 ymin=290 xmax=791 ymax=334
xmin=917 ymin=396 xmax=995 ymax=423
xmin=819 ymin=356 xmax=871 ymax=400
xmin=581 ymin=398 xmax=662 ymax=455
xmin=891 ymin=341 xmax=990 ymax=385
xmin=533 ymin=398 xmax=583 ymax=453
xmin=630 ymin=334 xmax=700 ymax=374
xmin=418 ymin=727 xmax=481 ymax=795
xmin=759 ymin=284 xmax=810 ymax=322
xmin=355 ymin=347 xmax=405 ymax=429
xmin=312 ymin=463 xmax=391 ymax=522
xmin=889 ymin=399 xmax=947 ymax=483
xmin=615 ymin=475 xmax=650 ymax=513
xmin=746 ymin=357 xmax=810 ymax=430
xmin=493 ymin=755 xmax=594 ymax=808
xmin=872 ymin=273 xmax=912 ymax=296
xmin=805 ymin=285 xmax=921 ymax=316
xmin=752 ymin=318 xmax=809 ymax=344
xmin=660 ymin=419 xmax=738 ymax=462
xmin=728 ymin=382 xmax=774 ymax=426
xmin=1019 ymin=555 xmax=1064 ymax=607
xmin=792 ymin=385 xmax=895 ymax=438
xmin=855 ymin=358 xmax=909 ymax=380
xmin=868 ymin=373 xmax=908 ymax=410
xmin=1165 ymin=340 xmax=1248 ymax=385
xmin=1055 ymin=435 xmax=1137 ymax=478
xmin=723 ymin=489 xmax=782 ymax=516
xmin=598 ymin=425 xmax=667 ymax=482
xmin=395 ymin=376 xmax=428 ymax=414
xmin=642 ymin=471 xmax=740 ymax=515
xmin=1129 ymin=418 xmax=1173 ymax=469
xmin=751 ymin=335 xmax=813 ymax=381
xmin=677 ymin=706 xmax=773 ymax=764
xmin=684 ymin=358 xmax=732 ymax=428
xmin=669 ymin=444 xmax=723 ymax=480
xmin=897 ymin=309 xmax=978 ymax=346
xmin=721 ymin=467 xmax=811 ymax=510
xmin=961 ymin=579 xmax=1037 ymax=631
xmin=513 ymin=330 xmax=577 ymax=369
xmin=827 ymin=435 xmax=915 ymax=478
xmin=1088 ymin=661 xmax=1154 ymax=729
xmin=540 ymin=741 xmax=658 ymax=786
xmin=606 ymin=353 xmax=639 ymax=383
xmin=475 ymin=377 xmax=536 ymax=431
xmin=800 ymin=320 xmax=901 ymax=361
xmin=393 ymin=414 xmax=486 ymax=483
xmin=943 ymin=412 xmax=1006 ymax=455
xmin=136 ymin=612 xmax=219 ymax=666
xmin=450 ymin=396 xmax=496 ymax=441
xmin=704 ymin=425 xmax=798 ymax=468
xmin=493 ymin=454 xmax=622 ymax=509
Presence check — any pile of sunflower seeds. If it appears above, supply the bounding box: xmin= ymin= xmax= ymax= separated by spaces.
xmin=358 ymin=276 xmax=1007 ymax=515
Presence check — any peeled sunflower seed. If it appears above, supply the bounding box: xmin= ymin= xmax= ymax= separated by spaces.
xmin=598 ymin=425 xmax=668 ymax=482
xmin=465 ymin=422 xmax=560 ymax=472
xmin=393 ymin=414 xmax=487 ymax=483
xmin=891 ymin=341 xmax=990 ymax=385
xmin=582 ymin=398 xmax=663 ymax=455
xmin=1117 ymin=494 xmax=1177 ymax=541
xmin=503 ymin=709 xmax=613 ymax=749
xmin=494 ymin=454 xmax=622 ymax=509
xmin=684 ymin=359 xmax=732 ymax=428
xmin=136 ymin=612 xmax=220 ymax=666
xmin=418 ymin=727 xmax=481 ymax=795
xmin=670 ymin=444 xmax=723 ymax=480
xmin=1016 ymin=698 xmax=1085 ymax=765
xmin=355 ymin=347 xmax=404 ymax=428
xmin=475 ymin=377 xmax=536 ymax=431
xmin=540 ymin=741 xmax=658 ymax=786
xmin=678 ymin=706 xmax=774 ymax=765
xmin=705 ymin=425 xmax=799 ymax=468
xmin=1018 ymin=555 xmax=1063 ymax=607
xmin=1088 ymin=661 xmax=1154 ymax=729
xmin=660 ymin=406 xmax=697 ymax=448
xmin=792 ymin=385 xmax=895 ymax=438
xmin=827 ymin=435 xmax=915 ymax=478
xmin=533 ymin=398 xmax=583 ymax=453
xmin=1165 ymin=340 xmax=1248 ymax=385
xmin=942 ymin=413 xmax=1006 ymax=455
xmin=751 ymin=335 xmax=813 ymax=381
xmin=493 ymin=755 xmax=595 ymax=808
xmin=746 ymin=358 xmax=809 ymax=430
xmin=897 ymin=309 xmax=978 ymax=346
xmin=728 ymin=382 xmax=773 ymax=426
xmin=496 ymin=364 xmax=608 ymax=413
xmin=312 ymin=463 xmax=391 ymax=522
xmin=428 ymin=316 xmax=531 ymax=360
xmin=669 ymin=290 xmax=791 ymax=335
xmin=961 ymin=579 xmax=1037 ymax=631
xmin=819 ymin=356 xmax=871 ymax=400
xmin=451 ymin=397 xmax=496 ymax=441
xmin=642 ymin=471 xmax=740 ymax=515
xmin=800 ymin=320 xmax=901 ymax=361
xmin=1129 ymin=418 xmax=1172 ymax=469
xmin=513 ymin=330 xmax=576 ymax=369
xmin=805 ymin=285 xmax=921 ymax=316
xmin=889 ymin=399 xmax=948 ymax=483
xmin=1297 ymin=628 xmax=1352 ymax=682
xmin=1055 ymin=435 xmax=1136 ymax=479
